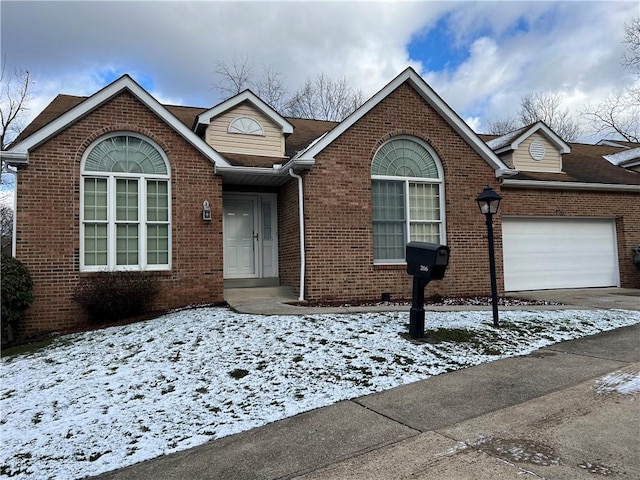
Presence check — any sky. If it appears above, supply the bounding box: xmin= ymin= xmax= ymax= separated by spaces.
xmin=0 ymin=1 xmax=639 ymax=144
xmin=2 ymin=306 xmax=639 ymax=478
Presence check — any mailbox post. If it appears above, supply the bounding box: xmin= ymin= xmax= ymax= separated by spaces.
xmin=406 ymin=242 xmax=450 ymax=338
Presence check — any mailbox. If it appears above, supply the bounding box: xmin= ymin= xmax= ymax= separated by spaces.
xmin=405 ymin=241 xmax=450 ymax=339
xmin=406 ymin=242 xmax=450 ymax=280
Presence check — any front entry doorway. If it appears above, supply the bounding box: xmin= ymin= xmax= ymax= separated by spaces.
xmin=223 ymin=193 xmax=278 ymax=280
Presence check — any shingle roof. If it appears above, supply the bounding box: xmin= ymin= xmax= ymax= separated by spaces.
xmin=14 ymin=94 xmax=337 ymax=161
xmin=16 ymin=93 xmax=640 ymax=186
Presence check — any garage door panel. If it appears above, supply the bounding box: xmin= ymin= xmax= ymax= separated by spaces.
xmin=503 ymin=218 xmax=619 ymax=291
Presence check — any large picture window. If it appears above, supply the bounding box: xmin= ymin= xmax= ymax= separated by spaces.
xmin=372 ymin=137 xmax=444 ymax=263
xmin=81 ymin=134 xmax=171 ymax=271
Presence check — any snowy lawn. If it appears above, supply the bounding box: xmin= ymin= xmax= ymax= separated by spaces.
xmin=2 ymin=307 xmax=640 ymax=479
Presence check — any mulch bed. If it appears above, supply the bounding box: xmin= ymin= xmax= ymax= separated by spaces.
xmin=288 ymin=296 xmax=562 ymax=308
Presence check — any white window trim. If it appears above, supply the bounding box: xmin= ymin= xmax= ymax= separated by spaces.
xmin=80 ymin=133 xmax=172 ymax=272
xmin=372 ymin=137 xmax=446 ymax=265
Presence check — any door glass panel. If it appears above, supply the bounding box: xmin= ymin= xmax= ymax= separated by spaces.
xmin=263 ymin=203 xmax=272 ymax=241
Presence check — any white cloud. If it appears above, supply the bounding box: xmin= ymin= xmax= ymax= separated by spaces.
xmin=1 ymin=1 xmax=637 ymax=142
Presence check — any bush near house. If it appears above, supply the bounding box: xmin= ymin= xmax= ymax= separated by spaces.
xmin=73 ymin=272 xmax=160 ymax=324
xmin=1 ymin=254 xmax=34 ymax=344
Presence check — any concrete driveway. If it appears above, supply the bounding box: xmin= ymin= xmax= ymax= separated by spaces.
xmin=508 ymin=287 xmax=640 ymax=310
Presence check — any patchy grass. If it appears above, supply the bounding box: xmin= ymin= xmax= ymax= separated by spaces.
xmin=1 ymin=307 xmax=639 ymax=480
xmin=424 ymin=328 xmax=477 ymax=343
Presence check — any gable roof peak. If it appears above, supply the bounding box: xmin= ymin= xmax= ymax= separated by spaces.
xmin=2 ymin=72 xmax=231 ymax=168
xmin=196 ymin=89 xmax=294 ymax=135
xmin=487 ymin=120 xmax=570 ymax=155
xmin=295 ymin=66 xmax=514 ymax=178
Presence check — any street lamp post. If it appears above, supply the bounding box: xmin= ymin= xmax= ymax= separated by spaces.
xmin=476 ymin=185 xmax=502 ymax=328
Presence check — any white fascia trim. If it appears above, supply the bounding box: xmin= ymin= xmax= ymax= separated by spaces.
xmin=501 ymin=178 xmax=640 ymax=192
xmin=295 ymin=67 xmax=511 ymax=174
xmin=496 ymin=167 xmax=519 ymax=178
xmin=197 ymin=90 xmax=294 ymax=134
xmin=0 ymin=151 xmax=28 ymax=165
xmin=496 ymin=122 xmax=571 ymax=155
xmin=214 ymin=157 xmax=314 ymax=178
xmin=7 ymin=75 xmax=231 ymax=168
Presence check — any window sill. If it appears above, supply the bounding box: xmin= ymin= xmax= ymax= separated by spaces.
xmin=373 ymin=263 xmax=406 ymax=270
xmin=79 ymin=269 xmax=172 ymax=276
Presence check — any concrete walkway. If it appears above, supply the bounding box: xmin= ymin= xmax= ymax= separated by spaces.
xmin=95 ymin=288 xmax=640 ymax=480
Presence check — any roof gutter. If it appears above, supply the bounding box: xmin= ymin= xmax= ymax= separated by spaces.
xmin=214 ymin=157 xmax=314 ymax=178
xmin=501 ymin=178 xmax=640 ymax=192
xmin=0 ymin=151 xmax=29 ymax=166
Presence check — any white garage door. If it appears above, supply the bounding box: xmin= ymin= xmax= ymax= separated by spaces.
xmin=502 ymin=218 xmax=619 ymax=291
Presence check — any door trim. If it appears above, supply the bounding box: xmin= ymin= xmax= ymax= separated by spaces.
xmin=223 ymin=192 xmax=278 ymax=280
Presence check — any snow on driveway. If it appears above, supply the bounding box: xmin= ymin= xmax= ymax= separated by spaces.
xmin=2 ymin=307 xmax=639 ymax=479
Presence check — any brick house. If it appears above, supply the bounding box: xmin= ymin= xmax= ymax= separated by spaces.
xmin=3 ymin=67 xmax=639 ymax=338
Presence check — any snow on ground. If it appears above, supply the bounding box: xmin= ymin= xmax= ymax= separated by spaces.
xmin=2 ymin=307 xmax=640 ymax=479
xmin=596 ymin=366 xmax=640 ymax=395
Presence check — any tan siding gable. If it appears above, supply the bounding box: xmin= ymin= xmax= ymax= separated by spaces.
xmin=512 ymin=133 xmax=563 ymax=173
xmin=205 ymin=103 xmax=285 ymax=157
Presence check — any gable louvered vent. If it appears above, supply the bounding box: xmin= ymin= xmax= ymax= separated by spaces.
xmin=529 ymin=140 xmax=546 ymax=161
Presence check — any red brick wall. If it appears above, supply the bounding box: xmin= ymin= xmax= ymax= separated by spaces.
xmin=278 ymin=178 xmax=301 ymax=293
xmin=297 ymin=83 xmax=640 ymax=302
xmin=14 ymin=91 xmax=224 ymax=339
xmin=301 ymin=83 xmax=500 ymax=302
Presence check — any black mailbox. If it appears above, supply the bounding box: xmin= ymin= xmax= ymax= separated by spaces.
xmin=406 ymin=242 xmax=450 ymax=280
xmin=405 ymin=242 xmax=450 ymax=339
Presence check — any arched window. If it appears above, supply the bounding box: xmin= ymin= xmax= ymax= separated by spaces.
xmin=371 ymin=137 xmax=444 ymax=263
xmin=228 ymin=116 xmax=265 ymax=136
xmin=81 ymin=134 xmax=171 ymax=271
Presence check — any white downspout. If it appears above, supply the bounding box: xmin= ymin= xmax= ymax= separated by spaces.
xmin=289 ymin=169 xmax=305 ymax=301
xmin=12 ymin=172 xmax=17 ymax=257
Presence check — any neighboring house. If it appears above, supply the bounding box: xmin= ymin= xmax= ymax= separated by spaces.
xmin=3 ymin=67 xmax=639 ymax=339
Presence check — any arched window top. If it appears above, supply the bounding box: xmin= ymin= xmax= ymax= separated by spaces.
xmin=372 ymin=138 xmax=440 ymax=179
xmin=84 ymin=134 xmax=168 ymax=175
xmin=228 ymin=116 xmax=265 ymax=136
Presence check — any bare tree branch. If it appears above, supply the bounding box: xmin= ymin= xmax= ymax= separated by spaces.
xmin=286 ymin=73 xmax=364 ymax=121
xmin=1 ymin=203 xmax=13 ymax=255
xmin=518 ymin=92 xmax=582 ymax=141
xmin=486 ymin=116 xmax=521 ymax=135
xmin=582 ymin=16 xmax=640 ymax=142
xmin=213 ymin=55 xmax=254 ymax=98
xmin=622 ymin=16 xmax=640 ymax=74
xmin=1 ymin=58 xmax=33 ymax=151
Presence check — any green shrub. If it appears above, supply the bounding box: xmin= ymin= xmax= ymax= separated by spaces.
xmin=73 ymin=272 xmax=160 ymax=324
xmin=1 ymin=255 xmax=34 ymax=343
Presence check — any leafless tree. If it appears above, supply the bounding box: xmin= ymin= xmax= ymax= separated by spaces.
xmin=486 ymin=116 xmax=521 ymax=136
xmin=213 ymin=58 xmax=364 ymax=121
xmin=285 ymin=73 xmax=365 ymax=122
xmin=519 ymin=92 xmax=582 ymax=141
xmin=213 ymin=56 xmax=288 ymax=112
xmin=486 ymin=92 xmax=581 ymax=141
xmin=582 ymin=17 xmax=640 ymax=142
xmin=1 ymin=58 xmax=32 ymax=151
xmin=1 ymin=203 xmax=13 ymax=255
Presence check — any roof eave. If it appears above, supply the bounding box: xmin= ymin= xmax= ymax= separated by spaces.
xmin=0 ymin=151 xmax=29 ymax=166
xmin=297 ymin=68 xmax=510 ymax=176
xmin=501 ymin=178 xmax=640 ymax=192
xmin=196 ymin=90 xmax=294 ymax=134
xmin=6 ymin=75 xmax=231 ymax=168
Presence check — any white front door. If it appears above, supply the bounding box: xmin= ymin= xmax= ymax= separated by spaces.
xmin=224 ymin=197 xmax=258 ymax=278
xmin=223 ymin=194 xmax=278 ymax=279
